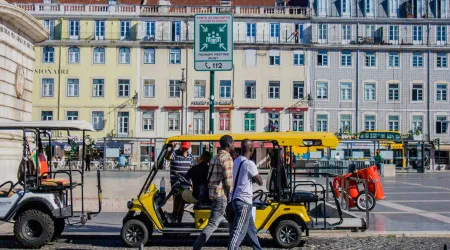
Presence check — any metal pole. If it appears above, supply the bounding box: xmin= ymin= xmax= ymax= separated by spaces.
xmin=345 ymin=178 xmax=349 ymax=210
xmin=438 ymin=139 xmax=441 ymax=170
xmin=209 ymin=71 xmax=215 ymax=134
xmin=365 ymin=179 xmax=369 ymax=229
xmin=181 ymin=89 xmax=184 ymax=135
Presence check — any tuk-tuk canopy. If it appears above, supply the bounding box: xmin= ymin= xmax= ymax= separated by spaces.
xmin=0 ymin=120 xmax=94 ymax=131
xmin=164 ymin=132 xmax=339 ymax=148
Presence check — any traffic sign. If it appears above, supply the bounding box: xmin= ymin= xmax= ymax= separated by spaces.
xmin=194 ymin=14 xmax=233 ymax=71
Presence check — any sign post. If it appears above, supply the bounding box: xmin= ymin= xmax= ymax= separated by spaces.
xmin=194 ymin=14 xmax=233 ymax=134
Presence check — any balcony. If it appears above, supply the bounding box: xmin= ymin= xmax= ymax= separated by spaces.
xmin=14 ymin=3 xmax=310 ymax=18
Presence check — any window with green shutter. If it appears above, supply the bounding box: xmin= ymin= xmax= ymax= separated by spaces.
xmin=244 ymin=113 xmax=256 ymax=131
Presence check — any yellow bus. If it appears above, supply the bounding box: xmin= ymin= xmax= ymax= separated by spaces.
xmin=357 ymin=130 xmax=406 ymax=168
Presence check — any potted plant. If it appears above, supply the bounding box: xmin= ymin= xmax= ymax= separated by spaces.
xmin=413 ymin=127 xmax=423 ymax=141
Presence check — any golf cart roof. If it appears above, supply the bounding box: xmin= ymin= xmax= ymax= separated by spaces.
xmin=165 ymin=132 xmax=339 ymax=147
xmin=0 ymin=120 xmax=95 ymax=131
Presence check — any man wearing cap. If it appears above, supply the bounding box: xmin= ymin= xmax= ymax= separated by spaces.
xmin=166 ymin=141 xmax=194 ymax=223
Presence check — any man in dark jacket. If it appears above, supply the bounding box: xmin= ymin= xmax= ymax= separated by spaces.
xmin=184 ymin=151 xmax=212 ymax=203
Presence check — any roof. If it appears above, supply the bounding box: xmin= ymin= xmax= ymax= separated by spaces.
xmin=165 ymin=132 xmax=339 ymax=147
xmin=0 ymin=120 xmax=94 ymax=131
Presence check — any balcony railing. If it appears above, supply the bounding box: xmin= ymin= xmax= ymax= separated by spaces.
xmin=14 ymin=3 xmax=310 ymax=18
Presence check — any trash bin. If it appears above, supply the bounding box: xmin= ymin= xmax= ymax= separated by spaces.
xmin=357 ymin=166 xmax=385 ymax=200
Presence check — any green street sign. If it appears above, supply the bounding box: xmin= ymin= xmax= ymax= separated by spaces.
xmin=194 ymin=14 xmax=233 ymax=71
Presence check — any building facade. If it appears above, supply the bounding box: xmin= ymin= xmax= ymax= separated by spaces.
xmin=8 ymin=0 xmax=450 ymax=166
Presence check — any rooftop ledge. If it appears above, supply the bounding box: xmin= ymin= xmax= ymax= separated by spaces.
xmin=13 ymin=3 xmax=311 ymax=18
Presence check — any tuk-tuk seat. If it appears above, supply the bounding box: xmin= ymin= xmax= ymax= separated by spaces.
xmin=41 ymin=178 xmax=76 ymax=187
xmin=291 ymin=191 xmax=318 ymax=203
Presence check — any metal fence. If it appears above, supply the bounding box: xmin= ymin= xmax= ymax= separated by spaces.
xmin=296 ymin=160 xmax=376 ymax=175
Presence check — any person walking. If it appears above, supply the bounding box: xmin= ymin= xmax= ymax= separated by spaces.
xmin=193 ymin=135 xmax=234 ymax=250
xmin=375 ymin=150 xmax=383 ymax=176
xmin=183 ymin=151 xmax=212 ymax=204
xmin=85 ymin=153 xmax=91 ymax=171
xmin=228 ymin=139 xmax=263 ymax=250
xmin=165 ymin=142 xmax=194 ymax=223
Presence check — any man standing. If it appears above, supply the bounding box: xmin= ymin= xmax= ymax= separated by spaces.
xmin=375 ymin=150 xmax=383 ymax=176
xmin=166 ymin=142 xmax=194 ymax=223
xmin=193 ymin=135 xmax=234 ymax=250
xmin=228 ymin=139 xmax=263 ymax=250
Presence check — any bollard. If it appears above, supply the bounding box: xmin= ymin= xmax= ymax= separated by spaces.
xmin=139 ymin=243 xmax=144 ymax=250
xmin=340 ymin=175 xmax=344 ymax=209
xmin=325 ymin=176 xmax=329 ymax=201
xmin=345 ymin=178 xmax=350 ymax=210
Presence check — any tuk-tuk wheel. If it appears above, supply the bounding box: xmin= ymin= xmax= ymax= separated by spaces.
xmin=273 ymin=220 xmax=302 ymax=249
xmin=121 ymin=219 xmax=149 ymax=247
xmin=356 ymin=191 xmax=376 ymax=211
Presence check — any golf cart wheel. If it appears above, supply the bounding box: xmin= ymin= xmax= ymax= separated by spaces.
xmin=121 ymin=219 xmax=149 ymax=247
xmin=14 ymin=209 xmax=55 ymax=249
xmin=52 ymin=218 xmax=65 ymax=241
xmin=356 ymin=191 xmax=376 ymax=211
xmin=273 ymin=220 xmax=302 ymax=249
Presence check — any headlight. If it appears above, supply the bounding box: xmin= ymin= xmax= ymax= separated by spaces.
xmin=127 ymin=198 xmax=134 ymax=209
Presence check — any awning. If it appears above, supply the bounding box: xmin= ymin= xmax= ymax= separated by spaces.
xmin=189 ymin=106 xmax=209 ymax=111
xmin=263 ymin=107 xmax=284 ymax=112
xmin=239 ymin=106 xmax=260 ymax=110
xmin=437 ymin=144 xmax=450 ymax=151
xmin=163 ymin=106 xmax=182 ymax=111
xmin=215 ymin=106 xmax=234 ymax=111
xmin=288 ymin=107 xmax=308 ymax=112
xmin=139 ymin=105 xmax=159 ymax=110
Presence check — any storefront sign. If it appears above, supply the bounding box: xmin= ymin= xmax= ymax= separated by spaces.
xmin=35 ymin=68 xmax=70 ymax=74
xmin=191 ymin=100 xmax=232 ymax=105
xmin=124 ymin=144 xmax=132 ymax=155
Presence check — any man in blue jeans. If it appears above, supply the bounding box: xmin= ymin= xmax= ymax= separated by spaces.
xmin=228 ymin=139 xmax=263 ymax=250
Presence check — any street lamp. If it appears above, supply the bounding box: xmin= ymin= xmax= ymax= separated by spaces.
xmin=179 ymin=68 xmax=187 ymax=135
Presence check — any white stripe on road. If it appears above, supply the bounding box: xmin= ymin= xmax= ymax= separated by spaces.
xmin=394 ymin=200 xmax=450 ymax=203
xmin=383 ymin=181 xmax=450 ymax=191
xmin=379 ymin=200 xmax=450 ymax=224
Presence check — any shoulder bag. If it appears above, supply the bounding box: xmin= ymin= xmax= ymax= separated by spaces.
xmin=225 ymin=159 xmax=246 ymax=223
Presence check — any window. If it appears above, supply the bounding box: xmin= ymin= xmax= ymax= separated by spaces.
xmin=92 ymin=79 xmax=104 ymax=97
xmin=317 ymin=0 xmax=327 ymax=15
xmin=389 ymin=52 xmax=400 ymax=67
xmin=293 ymin=81 xmax=304 ymax=99
xmin=145 ymin=21 xmax=155 ymax=39
xmin=416 ymin=0 xmax=424 ymax=17
xmin=169 ymin=80 xmax=180 ymax=98
xmin=244 ymin=80 xmax=256 ymax=99
xmin=437 ymin=25 xmax=447 ymax=45
xmin=167 ymin=112 xmax=180 ymax=131
xmin=219 ymin=112 xmax=230 ymax=131
xmin=316 ymin=114 xmax=328 ymax=132
xmin=194 ymin=80 xmax=206 ymax=98
xmin=69 ymin=20 xmax=79 ymax=39
xmin=341 ymin=51 xmax=352 ymax=66
xmin=246 ymin=23 xmax=256 ymax=42
xmin=412 ymin=53 xmax=424 ymax=67
xmin=412 ymin=115 xmax=423 ymax=132
xmin=389 ymin=0 xmax=399 ymax=16
xmin=143 ymin=79 xmax=155 ymax=98
xmin=340 ymin=114 xmax=352 ymax=133
xmin=364 ymin=83 xmax=376 ymax=101
xmin=219 ymin=80 xmax=231 ymax=99
xmin=193 ymin=112 xmax=205 ymax=134
xmin=388 ymin=83 xmax=400 ymax=101
xmin=67 ymin=79 xmax=79 ymax=97
xmin=270 ymin=23 xmax=280 ymax=43
xmin=41 ymin=78 xmax=54 ymax=97
xmin=318 ymin=24 xmax=328 ymax=43
xmin=118 ymin=112 xmax=129 ymax=136
xmin=340 ymin=82 xmax=352 ymax=100
xmin=118 ymin=79 xmax=130 ymax=97
xmin=365 ymin=52 xmax=376 ymax=67
xmin=292 ymin=114 xmax=304 ymax=131
xmin=437 ymin=0 xmax=448 ymax=18
xmin=268 ymin=113 xmax=280 ymax=132
xmin=245 ymin=49 xmax=257 ymax=66
xmin=341 ymin=0 xmax=350 ymax=15
xmin=93 ymin=47 xmax=105 ymax=64
xmin=317 ymin=50 xmax=328 ymax=66
xmin=171 ymin=21 xmax=181 ymax=42
xmin=268 ymin=81 xmax=280 ymax=99
xmin=120 ymin=21 xmax=131 ymax=40
xmin=388 ymin=115 xmax=400 ymax=131
xmin=43 ymin=20 xmax=55 ymax=39
xmin=316 ymin=81 xmax=328 ymax=99
xmin=92 ymin=111 xmax=105 ymax=130
xmin=292 ymin=51 xmax=305 ymax=66
xmin=342 ymin=24 xmax=351 ymax=43
xmin=413 ymin=25 xmax=423 ymax=44
xmin=144 ymin=48 xmax=155 ymax=64
xmin=436 ymin=116 xmax=448 ymax=134
xmin=142 ymin=111 xmax=154 ymax=131
xmin=66 ymin=111 xmax=78 ymax=121
xmin=118 ymin=47 xmax=130 ymax=64
xmin=244 ymin=113 xmax=256 ymax=132
xmin=41 ymin=111 xmax=53 ymax=121
xmin=412 ymin=84 xmax=423 ymax=101
xmin=95 ymin=20 xmax=105 ymax=40
xmin=365 ymin=0 xmax=374 ymax=15
xmin=389 ymin=25 xmax=399 ymax=44
xmin=437 ymin=53 xmax=448 ymax=68
xmin=169 ymin=48 xmax=181 ymax=64
xmin=295 ymin=24 xmax=304 ymax=43
xmin=365 ymin=25 xmax=376 ymax=38
xmin=68 ymin=47 xmax=79 ymax=64
xmin=269 ymin=50 xmax=280 ymax=66
xmin=43 ymin=47 xmax=54 ymax=63
xmin=436 ymin=84 xmax=448 ymax=101
xmin=364 ymin=115 xmax=376 ymax=130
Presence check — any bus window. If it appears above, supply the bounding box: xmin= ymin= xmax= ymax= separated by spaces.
xmin=386 ymin=133 xmax=394 ymax=140
xmin=394 ymin=134 xmax=401 ymax=140
xmin=359 ymin=132 xmax=368 ymax=139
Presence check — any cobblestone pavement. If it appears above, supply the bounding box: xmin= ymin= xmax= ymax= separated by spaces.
xmin=0 ymin=235 xmax=449 ymax=249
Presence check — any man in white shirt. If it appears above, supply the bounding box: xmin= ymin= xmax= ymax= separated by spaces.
xmin=228 ymin=139 xmax=263 ymax=250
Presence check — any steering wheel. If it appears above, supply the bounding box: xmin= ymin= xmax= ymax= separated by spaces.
xmin=253 ymin=189 xmax=268 ymax=203
xmin=175 ymin=172 xmax=191 ymax=187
